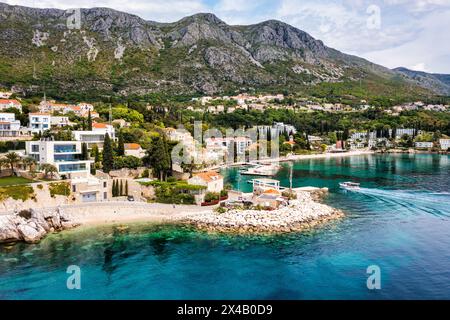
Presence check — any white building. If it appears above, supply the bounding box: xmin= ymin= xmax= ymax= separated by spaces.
xmin=72 ymin=122 xmax=115 ymax=148
xmin=51 ymin=116 xmax=73 ymax=127
xmin=440 ymin=139 xmax=450 ymax=151
xmin=165 ymin=128 xmax=194 ymax=143
xmin=70 ymin=175 xmax=110 ymax=203
xmin=188 ymin=171 xmax=224 ymax=193
xmin=124 ymin=143 xmax=146 ymax=158
xmin=0 ymin=99 xmax=22 ymax=112
xmin=0 ymin=113 xmax=21 ymax=137
xmin=205 ymin=136 xmax=252 ymax=155
xmin=395 ymin=128 xmax=417 ymax=139
xmin=351 ymin=131 xmax=376 ymax=140
xmin=29 ymin=113 xmax=51 ymax=134
xmin=415 ymin=141 xmax=433 ymax=149
xmin=25 ymin=140 xmax=92 ymax=177
xmin=0 ymin=91 xmax=13 ymax=99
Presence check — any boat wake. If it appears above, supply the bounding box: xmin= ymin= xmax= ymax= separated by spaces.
xmin=350 ymin=188 xmax=450 ymax=218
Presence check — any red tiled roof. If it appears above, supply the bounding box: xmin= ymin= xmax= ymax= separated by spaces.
xmin=0 ymin=99 xmax=21 ymax=105
xmin=124 ymin=143 xmax=141 ymax=150
xmin=193 ymin=171 xmax=223 ymax=183
xmin=93 ymin=123 xmax=107 ymax=128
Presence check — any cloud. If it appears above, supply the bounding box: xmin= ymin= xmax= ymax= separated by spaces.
xmin=384 ymin=0 xmax=450 ymax=12
xmin=362 ymin=8 xmax=450 ymax=73
xmin=275 ymin=0 xmax=417 ymax=54
xmin=410 ymin=63 xmax=428 ymax=72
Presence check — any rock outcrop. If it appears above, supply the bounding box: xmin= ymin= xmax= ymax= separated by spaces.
xmin=0 ymin=207 xmax=79 ymax=243
xmin=187 ymin=191 xmax=344 ymax=234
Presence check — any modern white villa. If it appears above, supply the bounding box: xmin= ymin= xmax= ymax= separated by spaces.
xmin=72 ymin=122 xmax=115 ymax=148
xmin=25 ymin=140 xmax=93 ymax=177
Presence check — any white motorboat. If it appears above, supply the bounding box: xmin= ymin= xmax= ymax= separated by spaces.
xmin=240 ymin=164 xmax=280 ymax=176
xmin=339 ymin=181 xmax=361 ymax=190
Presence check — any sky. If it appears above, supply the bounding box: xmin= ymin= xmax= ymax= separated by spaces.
xmin=5 ymin=0 xmax=450 ymax=74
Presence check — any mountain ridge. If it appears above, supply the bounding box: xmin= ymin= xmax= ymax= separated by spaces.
xmin=0 ymin=2 xmax=443 ymax=101
xmin=394 ymin=67 xmax=450 ymax=96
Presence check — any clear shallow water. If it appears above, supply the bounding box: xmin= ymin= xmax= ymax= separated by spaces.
xmin=1 ymin=154 xmax=449 ymax=299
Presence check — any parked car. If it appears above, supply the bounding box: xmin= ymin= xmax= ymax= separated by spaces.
xmin=127 ymin=195 xmax=135 ymax=202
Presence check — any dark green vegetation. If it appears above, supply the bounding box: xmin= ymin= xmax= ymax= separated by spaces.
xmin=0 ymin=3 xmax=446 ymax=103
xmin=0 ymin=184 xmax=35 ymax=201
xmin=141 ymin=180 xmax=205 ymax=204
xmin=112 ymin=179 xmax=128 ymax=197
xmin=101 ymin=133 xmax=114 ymax=173
xmin=48 ymin=182 xmax=70 ymax=197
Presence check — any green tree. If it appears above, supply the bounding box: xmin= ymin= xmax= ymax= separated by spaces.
xmin=87 ymin=110 xmax=92 ymax=131
xmin=41 ymin=163 xmax=58 ymax=179
xmin=81 ymin=142 xmax=89 ymax=160
xmin=22 ymin=157 xmax=37 ymax=173
xmin=117 ymin=132 xmax=125 ymax=156
xmin=113 ymin=156 xmax=142 ymax=169
xmin=102 ymin=133 xmax=114 ymax=173
xmin=144 ymin=135 xmax=171 ymax=181
xmin=91 ymin=144 xmax=100 ymax=162
xmin=119 ymin=180 xmax=123 ymax=196
xmin=4 ymin=152 xmax=21 ymax=176
xmin=112 ymin=180 xmax=117 ymax=197
xmin=125 ymin=180 xmax=128 ymax=196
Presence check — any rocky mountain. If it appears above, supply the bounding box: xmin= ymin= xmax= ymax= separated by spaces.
xmin=394 ymin=67 xmax=450 ymax=96
xmin=0 ymin=2 xmax=438 ymax=100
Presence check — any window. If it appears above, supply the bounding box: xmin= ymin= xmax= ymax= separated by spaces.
xmin=31 ymin=145 xmax=39 ymax=152
xmin=54 ymin=144 xmax=77 ymax=153
xmin=104 ymin=192 xmax=107 ymax=199
xmin=103 ymin=182 xmax=107 ymax=188
xmin=72 ymin=185 xmax=76 ymax=192
xmin=58 ymin=163 xmax=86 ymax=172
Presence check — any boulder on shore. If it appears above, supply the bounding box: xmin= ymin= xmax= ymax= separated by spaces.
xmin=0 ymin=207 xmax=79 ymax=244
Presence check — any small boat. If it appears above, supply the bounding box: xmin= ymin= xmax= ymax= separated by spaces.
xmin=339 ymin=181 xmax=361 ymax=190
xmin=240 ymin=164 xmax=280 ymax=176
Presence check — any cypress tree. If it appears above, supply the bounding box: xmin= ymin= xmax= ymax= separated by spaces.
xmin=125 ymin=180 xmax=128 ymax=196
xmin=145 ymin=135 xmax=171 ymax=181
xmin=92 ymin=145 xmax=100 ymax=163
xmin=102 ymin=133 xmax=113 ymax=173
xmin=81 ymin=142 xmax=88 ymax=160
xmin=112 ymin=180 xmax=116 ymax=197
xmin=119 ymin=180 xmax=123 ymax=196
xmin=117 ymin=132 xmax=125 ymax=156
xmin=87 ymin=110 xmax=92 ymax=131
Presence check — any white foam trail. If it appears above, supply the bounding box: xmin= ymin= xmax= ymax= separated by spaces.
xmin=349 ymin=188 xmax=450 ymax=217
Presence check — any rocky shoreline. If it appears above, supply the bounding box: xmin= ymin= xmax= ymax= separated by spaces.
xmin=0 ymin=208 xmax=79 ymax=244
xmin=0 ymin=190 xmax=345 ymax=243
xmin=186 ymin=192 xmax=345 ymax=234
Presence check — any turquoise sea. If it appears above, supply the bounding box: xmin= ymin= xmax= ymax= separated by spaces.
xmin=1 ymin=154 xmax=449 ymax=299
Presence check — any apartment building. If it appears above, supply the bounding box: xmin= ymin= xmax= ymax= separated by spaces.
xmin=0 ymin=113 xmax=21 ymax=137
xmin=0 ymin=99 xmax=22 ymax=112
xmin=28 ymin=113 xmax=51 ymax=134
